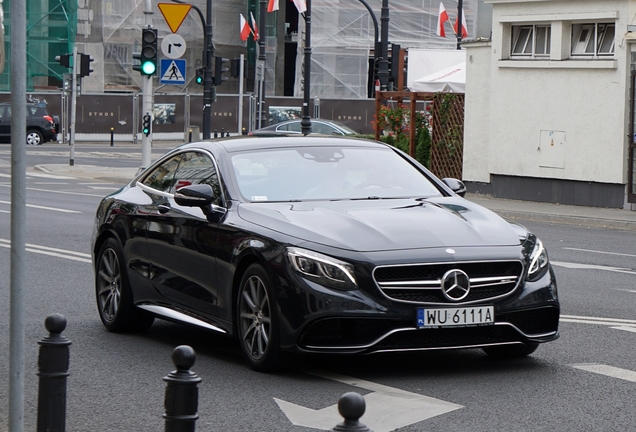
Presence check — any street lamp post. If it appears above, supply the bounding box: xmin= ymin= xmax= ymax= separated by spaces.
xmin=300 ymin=0 xmax=312 ymax=135
xmin=378 ymin=0 xmax=389 ymax=91
xmin=456 ymin=0 xmax=463 ymax=50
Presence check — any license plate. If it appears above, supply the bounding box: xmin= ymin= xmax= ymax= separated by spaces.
xmin=416 ymin=306 xmax=494 ymax=329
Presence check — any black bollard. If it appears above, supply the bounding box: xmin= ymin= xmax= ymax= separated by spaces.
xmin=110 ymin=127 xmax=114 ymax=146
xmin=37 ymin=313 xmax=72 ymax=432
xmin=242 ymin=127 xmax=247 ymax=135
xmin=163 ymin=345 xmax=201 ymax=432
xmin=330 ymin=392 xmax=372 ymax=432
xmin=213 ymin=129 xmax=218 ymax=138
xmin=188 ymin=129 xmax=193 ymax=142
xmin=221 ymin=128 xmax=225 ymax=138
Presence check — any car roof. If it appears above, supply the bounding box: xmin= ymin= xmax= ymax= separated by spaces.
xmin=180 ymin=135 xmax=389 ymax=154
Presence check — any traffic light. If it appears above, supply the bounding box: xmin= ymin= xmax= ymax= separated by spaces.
xmin=133 ymin=28 xmax=158 ymax=76
xmin=79 ymin=53 xmax=94 ymax=77
xmin=142 ymin=113 xmax=151 ymax=136
xmin=195 ymin=67 xmax=204 ymax=85
xmin=214 ymin=56 xmax=229 ymax=86
xmin=55 ymin=53 xmax=71 ymax=68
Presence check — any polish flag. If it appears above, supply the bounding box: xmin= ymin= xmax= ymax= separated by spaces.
xmin=250 ymin=12 xmax=259 ymax=40
xmin=239 ymin=14 xmax=251 ymax=41
xmin=453 ymin=8 xmax=469 ymax=39
xmin=267 ymin=0 xmax=279 ymax=12
xmin=436 ymin=3 xmax=450 ymax=37
xmin=291 ymin=0 xmax=307 ymax=14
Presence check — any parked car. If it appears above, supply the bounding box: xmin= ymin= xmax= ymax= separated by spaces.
xmin=249 ymin=118 xmax=358 ymax=136
xmin=91 ymin=136 xmax=559 ymax=371
xmin=0 ymin=102 xmax=58 ymax=145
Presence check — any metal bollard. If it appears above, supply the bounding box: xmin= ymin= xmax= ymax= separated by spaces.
xmin=37 ymin=313 xmax=72 ymax=432
xmin=242 ymin=127 xmax=247 ymax=135
xmin=330 ymin=392 xmax=372 ymax=432
xmin=163 ymin=345 xmax=201 ymax=432
xmin=213 ymin=129 xmax=218 ymax=138
xmin=188 ymin=129 xmax=193 ymax=142
xmin=110 ymin=127 xmax=114 ymax=146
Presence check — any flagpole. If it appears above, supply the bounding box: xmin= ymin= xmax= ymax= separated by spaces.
xmin=258 ymin=0 xmax=267 ymax=128
xmin=456 ymin=0 xmax=463 ymax=49
xmin=300 ymin=0 xmax=312 ymax=135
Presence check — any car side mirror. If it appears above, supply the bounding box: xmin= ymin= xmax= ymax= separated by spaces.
xmin=174 ymin=184 xmax=215 ymax=207
xmin=442 ymin=178 xmax=467 ymax=197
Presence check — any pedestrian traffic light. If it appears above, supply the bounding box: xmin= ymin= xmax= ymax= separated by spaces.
xmin=142 ymin=113 xmax=151 ymax=136
xmin=79 ymin=53 xmax=94 ymax=77
xmin=214 ymin=56 xmax=229 ymax=86
xmin=133 ymin=28 xmax=157 ymax=76
xmin=195 ymin=67 xmax=204 ymax=85
xmin=55 ymin=53 xmax=71 ymax=68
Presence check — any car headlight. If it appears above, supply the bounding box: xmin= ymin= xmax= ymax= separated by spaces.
xmin=528 ymin=238 xmax=549 ymax=280
xmin=287 ymin=247 xmax=358 ymax=290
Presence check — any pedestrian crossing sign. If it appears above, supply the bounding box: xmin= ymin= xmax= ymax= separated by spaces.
xmin=160 ymin=58 xmax=186 ymax=85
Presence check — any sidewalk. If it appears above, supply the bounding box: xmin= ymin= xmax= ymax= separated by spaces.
xmin=33 ymin=162 xmax=636 ymax=232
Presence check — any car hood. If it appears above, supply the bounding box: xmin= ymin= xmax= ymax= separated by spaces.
xmin=236 ymin=197 xmax=523 ymax=252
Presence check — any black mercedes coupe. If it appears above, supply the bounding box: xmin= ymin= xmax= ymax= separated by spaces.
xmin=91 ymin=136 xmax=559 ymax=371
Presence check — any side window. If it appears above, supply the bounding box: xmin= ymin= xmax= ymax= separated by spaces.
xmin=173 ymin=152 xmax=223 ymax=206
xmin=141 ymin=154 xmax=182 ymax=192
xmin=314 ymin=122 xmax=338 ymax=135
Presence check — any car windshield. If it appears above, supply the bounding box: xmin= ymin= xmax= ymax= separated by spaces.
xmin=230 ymin=146 xmax=443 ymax=201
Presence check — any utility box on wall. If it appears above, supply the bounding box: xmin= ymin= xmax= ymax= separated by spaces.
xmin=539 ymin=130 xmax=566 ymax=169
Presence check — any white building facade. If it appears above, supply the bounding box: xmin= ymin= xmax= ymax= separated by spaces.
xmin=463 ymin=0 xmax=636 ymax=209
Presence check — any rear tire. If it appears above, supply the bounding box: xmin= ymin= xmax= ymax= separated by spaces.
xmin=26 ymin=129 xmax=43 ymax=145
xmin=482 ymin=343 xmax=538 ymax=358
xmin=237 ymin=264 xmax=282 ymax=372
xmin=95 ymin=238 xmax=154 ymax=332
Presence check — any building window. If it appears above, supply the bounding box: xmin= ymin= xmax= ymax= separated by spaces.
xmin=571 ymin=23 xmax=615 ymax=57
xmin=511 ymin=25 xmax=551 ymax=58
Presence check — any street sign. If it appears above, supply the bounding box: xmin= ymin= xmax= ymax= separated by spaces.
xmin=158 ymin=3 xmax=192 ymax=33
xmin=161 ymin=34 xmax=187 ymax=59
xmin=160 ymin=58 xmax=186 ymax=85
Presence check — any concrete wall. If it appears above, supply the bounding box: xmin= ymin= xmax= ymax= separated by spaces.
xmin=464 ymin=0 xmax=633 ymax=193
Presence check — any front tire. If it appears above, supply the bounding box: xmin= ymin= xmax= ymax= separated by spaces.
xmin=95 ymin=238 xmax=154 ymax=332
xmin=482 ymin=343 xmax=538 ymax=358
xmin=26 ymin=129 xmax=43 ymax=145
xmin=237 ymin=264 xmax=282 ymax=372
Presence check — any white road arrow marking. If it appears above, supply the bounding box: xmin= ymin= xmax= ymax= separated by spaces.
xmin=572 ymin=364 xmax=636 ymax=383
xmin=275 ymin=370 xmax=462 ymax=432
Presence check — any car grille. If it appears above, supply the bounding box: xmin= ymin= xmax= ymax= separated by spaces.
xmin=373 ymin=261 xmax=524 ymax=305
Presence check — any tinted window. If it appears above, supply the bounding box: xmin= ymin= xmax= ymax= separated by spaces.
xmin=313 ymin=122 xmax=338 ymax=135
xmin=141 ymin=154 xmax=182 ymax=192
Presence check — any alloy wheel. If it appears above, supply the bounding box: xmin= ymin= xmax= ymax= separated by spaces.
xmin=97 ymin=248 xmax=122 ymax=322
xmin=239 ymin=275 xmax=271 ymax=360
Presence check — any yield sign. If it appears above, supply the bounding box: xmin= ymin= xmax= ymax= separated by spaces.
xmin=158 ymin=3 xmax=192 ymax=33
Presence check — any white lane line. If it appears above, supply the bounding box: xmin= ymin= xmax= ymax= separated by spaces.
xmin=563 ymin=247 xmax=636 ymax=259
xmin=611 ymin=326 xmax=636 ymax=333
xmin=551 ymin=261 xmax=636 ymax=275
xmin=572 ymin=364 xmax=636 ymax=383
xmin=0 ymin=209 xmax=9 ymax=213
xmin=0 ymin=185 xmax=104 ymax=198
xmin=0 ymin=200 xmax=80 ymax=213
xmin=560 ymin=314 xmax=636 ymax=327
xmin=0 ymin=238 xmax=91 ymax=263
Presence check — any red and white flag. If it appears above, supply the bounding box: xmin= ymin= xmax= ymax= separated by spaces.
xmin=239 ymin=14 xmax=251 ymax=41
xmin=436 ymin=3 xmax=450 ymax=37
xmin=291 ymin=0 xmax=307 ymax=14
xmin=267 ymin=0 xmax=279 ymax=12
xmin=453 ymin=8 xmax=468 ymax=39
xmin=250 ymin=12 xmax=259 ymax=40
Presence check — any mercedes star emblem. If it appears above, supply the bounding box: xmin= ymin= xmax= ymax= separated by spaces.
xmin=441 ymin=269 xmax=470 ymax=301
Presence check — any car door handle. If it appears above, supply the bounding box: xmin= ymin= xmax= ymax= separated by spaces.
xmin=158 ymin=204 xmax=171 ymax=214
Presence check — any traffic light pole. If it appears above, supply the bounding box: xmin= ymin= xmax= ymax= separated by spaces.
xmin=69 ymin=45 xmax=78 ymax=166
xmin=203 ymin=0 xmax=213 ymax=139
xmin=257 ymin=0 xmax=267 ymax=129
xmin=300 ymin=0 xmax=312 ymax=135
xmin=378 ymin=0 xmax=390 ymax=91
xmin=141 ymin=0 xmax=154 ymax=167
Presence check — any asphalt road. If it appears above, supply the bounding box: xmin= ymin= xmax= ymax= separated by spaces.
xmin=0 ymin=144 xmax=635 ymax=431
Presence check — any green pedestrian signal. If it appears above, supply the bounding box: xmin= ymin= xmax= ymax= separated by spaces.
xmin=195 ymin=67 xmax=204 ymax=85
xmin=142 ymin=113 xmax=151 ymax=136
